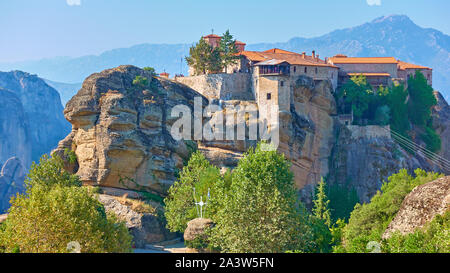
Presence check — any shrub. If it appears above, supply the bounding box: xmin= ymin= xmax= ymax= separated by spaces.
xmin=342 ymin=169 xmax=442 ymax=252
xmin=0 ymin=185 xmax=132 ymax=253
xmin=421 ymin=126 xmax=442 ymax=153
xmin=210 ymin=144 xmax=314 ymax=253
xmin=383 ymin=211 xmax=449 ymax=253
xmin=164 ymin=151 xmax=225 ymax=233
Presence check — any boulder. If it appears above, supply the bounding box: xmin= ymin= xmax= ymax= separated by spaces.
xmin=184 ymin=218 xmax=214 ymax=242
xmin=98 ymin=194 xmax=176 ymax=248
xmin=0 ymin=157 xmax=26 ymax=213
xmin=383 ymin=176 xmax=450 ymax=238
xmin=53 ymin=65 xmax=207 ymax=193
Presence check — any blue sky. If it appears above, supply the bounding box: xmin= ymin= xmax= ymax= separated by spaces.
xmin=0 ymin=0 xmax=449 ymax=62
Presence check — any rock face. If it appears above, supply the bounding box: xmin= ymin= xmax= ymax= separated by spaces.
xmin=0 ymin=71 xmax=70 ymax=166
xmin=53 ymin=65 xmax=205 ymax=193
xmin=328 ymin=124 xmax=438 ymax=203
xmin=0 ymin=157 xmax=26 ymax=213
xmin=383 ymin=176 xmax=450 ymax=238
xmin=432 ymin=91 xmax=450 ymax=163
xmin=98 ymin=194 xmax=176 ymax=247
xmin=184 ymin=218 xmax=214 ymax=242
xmin=0 ymin=88 xmax=32 ymax=168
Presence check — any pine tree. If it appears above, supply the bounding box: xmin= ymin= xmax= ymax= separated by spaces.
xmin=312 ymin=177 xmax=332 ymax=228
xmin=219 ymin=30 xmax=239 ymax=73
xmin=185 ymin=38 xmax=214 ymax=75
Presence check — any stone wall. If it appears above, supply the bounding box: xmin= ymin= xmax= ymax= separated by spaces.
xmin=176 ymin=73 xmax=253 ymax=101
xmin=347 ymin=125 xmax=391 ymax=139
xmin=336 ymin=63 xmax=398 ymax=78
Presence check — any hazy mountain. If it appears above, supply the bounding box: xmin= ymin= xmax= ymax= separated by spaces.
xmin=43 ymin=79 xmax=82 ymax=106
xmin=0 ymin=15 xmax=448 ymax=100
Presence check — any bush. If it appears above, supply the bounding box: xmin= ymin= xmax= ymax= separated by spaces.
xmin=164 ymin=151 xmax=225 ymax=233
xmin=383 ymin=211 xmax=450 ymax=253
xmin=421 ymin=126 xmax=442 ymax=153
xmin=26 ymin=154 xmax=81 ymax=189
xmin=0 ymin=155 xmax=132 ymax=253
xmin=341 ymin=169 xmax=442 ymax=252
xmin=0 ymin=185 xmax=132 ymax=253
xmin=210 ymin=144 xmax=314 ymax=253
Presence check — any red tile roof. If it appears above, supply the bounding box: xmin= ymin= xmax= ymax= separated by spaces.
xmin=203 ymin=34 xmax=221 ymax=39
xmin=239 ymin=49 xmax=337 ymax=68
xmin=347 ymin=73 xmax=391 ymax=77
xmin=329 ymin=56 xmax=398 ymax=64
xmin=235 ymin=40 xmax=246 ymax=45
xmin=397 ymin=60 xmax=431 ymax=70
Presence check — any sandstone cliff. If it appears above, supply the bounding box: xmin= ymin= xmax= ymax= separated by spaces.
xmin=383 ymin=176 xmax=449 ymax=238
xmin=55 ymin=66 xmax=448 ymax=207
xmin=0 ymin=71 xmax=70 ymax=166
xmin=53 ymin=65 xmax=206 ymax=194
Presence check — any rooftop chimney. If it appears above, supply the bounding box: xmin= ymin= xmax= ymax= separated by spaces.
xmin=302 ymin=52 xmax=306 ymax=59
xmin=316 ymin=54 xmax=320 ymax=61
xmin=312 ymin=50 xmax=316 ymax=59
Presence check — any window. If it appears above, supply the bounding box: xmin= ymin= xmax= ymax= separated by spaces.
xmin=315 ymin=68 xmax=318 ymax=74
xmin=304 ymin=67 xmax=307 ymax=74
xmin=280 ymin=81 xmax=284 ymax=87
xmin=267 ymin=93 xmax=272 ymax=100
xmin=293 ymin=67 xmax=296 ymax=73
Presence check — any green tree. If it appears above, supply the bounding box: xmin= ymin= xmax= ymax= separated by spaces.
xmin=407 ymin=70 xmax=437 ymax=126
xmin=185 ymin=38 xmax=223 ymax=75
xmin=0 ymin=155 xmax=132 ymax=253
xmin=309 ymin=178 xmax=333 ymax=253
xmin=219 ymin=30 xmax=239 ymax=73
xmin=210 ymin=143 xmax=314 ymax=253
xmin=421 ymin=125 xmax=442 ymax=153
xmin=342 ymin=169 xmax=442 ymax=253
xmin=386 ymin=83 xmax=410 ymax=136
xmin=132 ymin=75 xmax=149 ymax=88
xmin=327 ymin=182 xmax=359 ymax=222
xmin=0 ymin=185 xmax=132 ymax=253
xmin=26 ymin=154 xmax=81 ymax=189
xmin=338 ymin=75 xmax=374 ymax=124
xmin=312 ymin=178 xmax=331 ymax=227
xmin=164 ymin=151 xmax=225 ymax=233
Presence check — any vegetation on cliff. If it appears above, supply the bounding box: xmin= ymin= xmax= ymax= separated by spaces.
xmin=336 ymin=169 xmax=443 ymax=253
xmin=0 ymin=155 xmax=132 ymax=253
xmin=336 ymin=71 xmax=441 ymax=153
xmin=185 ymin=30 xmax=239 ymax=75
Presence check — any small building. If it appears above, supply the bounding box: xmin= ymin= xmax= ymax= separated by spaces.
xmin=328 ymin=55 xmax=399 ymax=89
xmin=159 ymin=72 xmax=170 ymax=78
xmin=327 ymin=55 xmax=433 ymax=89
xmin=397 ymin=60 xmax=432 ymax=87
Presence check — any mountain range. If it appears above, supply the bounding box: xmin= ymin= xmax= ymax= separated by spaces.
xmin=0 ymin=15 xmax=448 ymax=100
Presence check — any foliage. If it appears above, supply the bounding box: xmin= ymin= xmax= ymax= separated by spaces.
xmin=421 ymin=125 xmax=442 ymax=153
xmin=337 ymin=75 xmax=374 ymax=123
xmin=383 ymin=211 xmax=450 ymax=253
xmin=0 ymin=184 xmax=132 ymax=253
xmin=25 ymin=154 xmax=81 ymax=190
xmin=327 ymin=182 xmax=359 ymax=222
xmin=143 ymin=66 xmax=156 ymax=76
xmin=132 ymin=75 xmax=149 ymax=88
xmin=386 ymin=83 xmax=410 ymax=136
xmin=407 ymin=70 xmax=437 ymax=127
xmin=63 ymin=148 xmax=77 ymax=164
xmin=219 ymin=30 xmax=239 ymax=72
xmin=185 ymin=38 xmax=220 ymax=75
xmin=312 ymin=178 xmax=332 ymax=227
xmin=374 ymin=105 xmax=391 ymax=126
xmin=186 ymin=31 xmax=240 ymax=75
xmin=341 ymin=169 xmax=442 ymax=252
xmin=164 ymin=151 xmax=225 ymax=233
xmin=210 ymin=144 xmax=314 ymax=253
